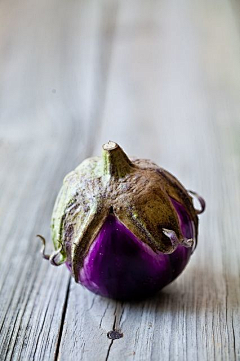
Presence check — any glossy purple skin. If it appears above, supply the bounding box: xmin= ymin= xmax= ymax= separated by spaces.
xmin=66 ymin=199 xmax=194 ymax=300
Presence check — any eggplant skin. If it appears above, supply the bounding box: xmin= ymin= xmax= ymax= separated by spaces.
xmin=66 ymin=199 xmax=193 ymax=301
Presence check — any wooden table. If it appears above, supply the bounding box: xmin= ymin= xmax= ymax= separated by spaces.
xmin=0 ymin=1 xmax=239 ymax=360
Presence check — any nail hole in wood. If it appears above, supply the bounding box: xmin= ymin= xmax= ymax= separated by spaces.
xmin=107 ymin=330 xmax=123 ymax=340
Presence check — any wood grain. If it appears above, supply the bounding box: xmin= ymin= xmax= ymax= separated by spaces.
xmin=1 ymin=0 xmax=240 ymax=360
xmin=0 ymin=0 xmax=114 ymax=359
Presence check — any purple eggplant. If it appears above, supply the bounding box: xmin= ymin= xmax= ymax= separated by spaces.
xmin=38 ymin=141 xmax=205 ymax=300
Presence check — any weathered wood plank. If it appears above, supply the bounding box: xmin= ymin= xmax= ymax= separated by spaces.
xmin=1 ymin=0 xmax=240 ymax=360
xmin=59 ymin=1 xmax=240 ymax=360
xmin=0 ymin=0 xmax=111 ymax=360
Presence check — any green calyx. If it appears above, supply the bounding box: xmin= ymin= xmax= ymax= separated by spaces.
xmin=42 ymin=141 xmax=199 ymax=282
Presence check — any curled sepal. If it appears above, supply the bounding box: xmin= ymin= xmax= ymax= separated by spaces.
xmin=162 ymin=228 xmax=194 ymax=251
xmin=115 ymin=175 xmax=184 ymax=254
xmin=37 ymin=235 xmax=66 ymax=266
xmin=188 ymin=190 xmax=206 ymax=215
xmin=182 ymin=238 xmax=194 ymax=248
xmin=162 ymin=229 xmax=179 ymax=250
xmin=37 ymin=234 xmax=50 ymax=260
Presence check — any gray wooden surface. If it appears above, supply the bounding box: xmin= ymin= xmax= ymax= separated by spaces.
xmin=0 ymin=0 xmax=240 ymax=360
